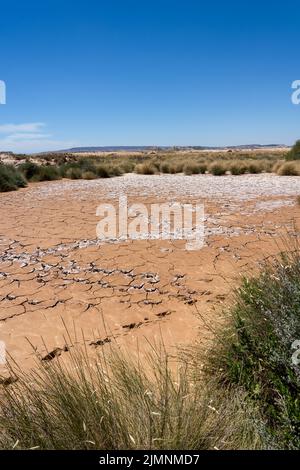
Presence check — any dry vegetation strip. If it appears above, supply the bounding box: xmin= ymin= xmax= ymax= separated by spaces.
xmin=1 ymin=146 xmax=300 ymax=192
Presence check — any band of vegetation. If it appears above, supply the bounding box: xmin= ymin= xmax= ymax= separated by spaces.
xmin=1 ymin=140 xmax=300 ymax=193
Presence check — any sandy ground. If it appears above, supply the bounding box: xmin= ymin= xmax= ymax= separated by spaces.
xmin=1 ymin=173 xmax=300 ymax=377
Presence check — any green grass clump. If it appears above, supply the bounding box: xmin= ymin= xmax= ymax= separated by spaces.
xmin=33 ymin=166 xmax=61 ymax=181
xmin=19 ymin=162 xmax=41 ymax=180
xmin=160 ymin=162 xmax=185 ymax=173
xmin=0 ymin=164 xmax=27 ymax=192
xmin=229 ymin=161 xmax=247 ymax=175
xmin=60 ymin=160 xmax=123 ymax=179
xmin=228 ymin=161 xmax=264 ymax=175
xmin=64 ymin=167 xmax=83 ymax=179
xmin=95 ymin=164 xmax=111 ymax=178
xmin=209 ymin=162 xmax=226 ymax=175
xmin=107 ymin=165 xmax=123 ymax=177
xmin=160 ymin=162 xmax=175 ymax=173
xmin=19 ymin=162 xmax=61 ymax=182
xmin=119 ymin=161 xmax=135 ymax=173
xmin=212 ymin=247 xmax=300 ymax=449
xmin=183 ymin=162 xmax=207 ymax=175
xmin=247 ymin=162 xmax=263 ymax=174
xmin=78 ymin=158 xmax=98 ymax=173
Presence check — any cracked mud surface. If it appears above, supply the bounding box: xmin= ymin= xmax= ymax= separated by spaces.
xmin=1 ymin=173 xmax=300 ymax=373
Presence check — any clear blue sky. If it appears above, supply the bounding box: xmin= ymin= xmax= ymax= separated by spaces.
xmin=0 ymin=0 xmax=299 ymax=152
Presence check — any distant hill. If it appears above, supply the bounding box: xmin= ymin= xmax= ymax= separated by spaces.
xmin=58 ymin=144 xmax=289 ymax=153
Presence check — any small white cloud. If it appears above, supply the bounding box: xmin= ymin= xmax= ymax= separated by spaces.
xmin=2 ymin=133 xmax=51 ymax=142
xmin=0 ymin=122 xmax=45 ymax=134
xmin=0 ymin=122 xmax=76 ymax=153
xmin=0 ymin=138 xmax=76 ymax=153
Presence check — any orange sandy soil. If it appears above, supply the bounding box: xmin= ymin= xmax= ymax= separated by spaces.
xmin=0 ymin=173 xmax=300 ymax=377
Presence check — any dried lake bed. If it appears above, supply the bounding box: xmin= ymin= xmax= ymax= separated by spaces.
xmin=1 ymin=173 xmax=300 ymax=374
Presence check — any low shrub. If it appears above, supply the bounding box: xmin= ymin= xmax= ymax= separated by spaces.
xmin=95 ymin=165 xmax=110 ymax=178
xmin=286 ymin=140 xmax=300 ymax=161
xmin=211 ymin=248 xmax=300 ymax=449
xmin=77 ymin=158 xmax=97 ymax=173
xmin=64 ymin=167 xmax=83 ymax=179
xmin=19 ymin=162 xmax=41 ymax=180
xmin=33 ymin=166 xmax=61 ymax=181
xmin=107 ymin=165 xmax=123 ymax=177
xmin=119 ymin=161 xmax=135 ymax=173
xmin=0 ymin=164 xmax=27 ymax=192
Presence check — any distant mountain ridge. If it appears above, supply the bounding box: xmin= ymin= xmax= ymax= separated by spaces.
xmin=59 ymin=144 xmax=289 ymax=153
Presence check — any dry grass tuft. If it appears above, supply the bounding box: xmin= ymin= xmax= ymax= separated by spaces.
xmin=135 ymin=163 xmax=157 ymax=175
xmin=209 ymin=162 xmax=226 ymax=175
xmin=276 ymin=162 xmax=300 ymax=176
xmin=0 ymin=342 xmax=266 ymax=450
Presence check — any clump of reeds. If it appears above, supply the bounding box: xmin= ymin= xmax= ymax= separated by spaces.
xmin=229 ymin=161 xmax=247 ymax=175
xmin=19 ymin=162 xmax=61 ymax=181
xmin=81 ymin=170 xmax=97 ymax=180
xmin=276 ymin=162 xmax=300 ymax=176
xmin=183 ymin=162 xmax=207 ymax=175
xmin=0 ymin=341 xmax=265 ymax=450
xmin=135 ymin=163 xmax=157 ymax=175
xmin=209 ymin=162 xmax=226 ymax=175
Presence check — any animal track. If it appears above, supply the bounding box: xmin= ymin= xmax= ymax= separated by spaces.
xmin=41 ymin=346 xmax=69 ymax=362
xmin=90 ymin=337 xmax=111 ymax=348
